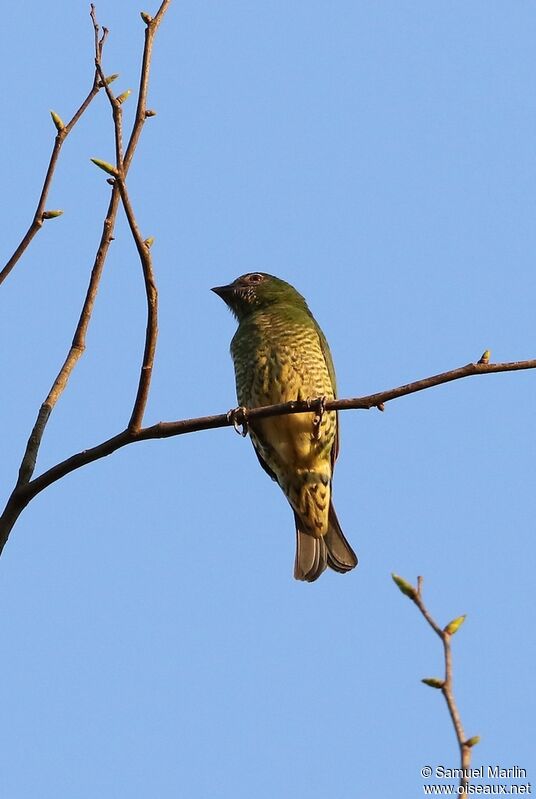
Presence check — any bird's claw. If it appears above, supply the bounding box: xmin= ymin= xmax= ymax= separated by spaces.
xmin=309 ymin=395 xmax=327 ymax=440
xmin=227 ymin=406 xmax=249 ymax=437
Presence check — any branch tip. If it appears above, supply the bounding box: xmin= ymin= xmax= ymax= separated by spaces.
xmin=396 ymin=575 xmax=474 ymax=795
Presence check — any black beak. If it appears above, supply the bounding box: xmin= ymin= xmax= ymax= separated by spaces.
xmin=211 ymin=284 xmax=233 ymax=298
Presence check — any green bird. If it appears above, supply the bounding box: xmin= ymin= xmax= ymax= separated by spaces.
xmin=212 ymin=272 xmax=358 ymax=582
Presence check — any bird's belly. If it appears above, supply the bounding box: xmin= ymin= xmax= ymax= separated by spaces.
xmin=256 ymin=412 xmax=321 ymax=469
xmin=239 ymin=342 xmax=336 ymax=473
xmin=248 ymin=348 xmax=330 ymax=405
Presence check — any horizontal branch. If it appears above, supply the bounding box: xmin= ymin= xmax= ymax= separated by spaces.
xmin=0 ymin=356 xmax=533 ymax=557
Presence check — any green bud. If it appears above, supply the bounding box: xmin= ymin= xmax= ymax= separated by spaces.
xmin=116 ymin=89 xmax=132 ymax=105
xmin=90 ymin=158 xmax=118 ymax=177
xmin=141 ymin=11 xmax=153 ymax=24
xmin=391 ymin=573 xmax=416 ymax=600
xmin=50 ymin=110 xmax=65 ymax=131
xmin=421 ymin=678 xmax=444 ymax=689
xmin=42 ymin=210 xmax=64 ymax=220
xmin=98 ymin=74 xmax=120 ymax=89
xmin=478 ymin=349 xmax=491 ymax=365
xmin=144 ymin=236 xmax=155 ymax=248
xmin=444 ymin=615 xmax=466 ymax=635
xmin=465 ymin=736 xmax=480 ymax=748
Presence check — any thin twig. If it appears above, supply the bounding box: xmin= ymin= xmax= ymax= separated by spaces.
xmin=13 ymin=6 xmax=116 ymax=487
xmin=393 ymin=574 xmax=477 ymax=799
xmin=94 ymin=5 xmax=164 ymax=430
xmin=0 ymin=60 xmax=103 ymax=286
xmin=91 ymin=4 xmax=124 ymax=167
xmin=118 ymin=2 xmax=173 ymax=425
xmin=16 ymin=188 xmax=120 ymax=487
xmin=115 ymin=178 xmax=158 ymax=431
xmin=414 ymin=578 xmax=472 ymax=799
xmin=125 ymin=1 xmax=172 ymax=171
xmin=1 ymin=355 xmax=534 ymax=556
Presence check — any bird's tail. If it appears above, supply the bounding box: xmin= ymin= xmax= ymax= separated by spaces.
xmin=293 ymin=503 xmax=358 ymax=582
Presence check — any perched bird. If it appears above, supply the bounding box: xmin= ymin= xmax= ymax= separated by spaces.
xmin=212 ymin=272 xmax=357 ymax=582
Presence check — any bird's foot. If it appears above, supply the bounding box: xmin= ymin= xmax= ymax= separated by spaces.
xmin=307 ymin=395 xmax=327 ymax=440
xmin=227 ymin=405 xmax=249 ymax=437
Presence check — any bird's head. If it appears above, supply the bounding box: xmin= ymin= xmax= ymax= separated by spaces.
xmin=211 ymin=272 xmax=308 ymax=321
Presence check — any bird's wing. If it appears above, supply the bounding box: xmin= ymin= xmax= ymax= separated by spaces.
xmin=315 ymin=324 xmax=340 ymax=468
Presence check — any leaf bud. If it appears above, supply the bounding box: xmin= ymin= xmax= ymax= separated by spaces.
xmin=391 ymin=573 xmax=417 ymax=600
xmin=50 ymin=110 xmax=65 ymax=131
xmin=444 ymin=615 xmax=466 ymax=636
xmin=421 ymin=678 xmax=444 ymax=689
xmin=116 ymin=89 xmax=132 ymax=105
xmin=90 ymin=158 xmax=118 ymax=177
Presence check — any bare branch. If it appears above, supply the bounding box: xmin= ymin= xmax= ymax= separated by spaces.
xmin=16 ymin=188 xmax=120 ymax=487
xmin=125 ymin=1 xmax=173 ymax=171
xmin=0 ymin=21 xmax=104 ymax=287
xmin=333 ymin=357 xmax=536 ymax=411
xmin=1 ymin=356 xmax=534 ymax=556
xmin=93 ymin=4 xmax=162 ymax=431
xmin=393 ymin=574 xmax=478 ymax=798
xmin=117 ymin=3 xmax=174 ymax=427
xmin=115 ymin=179 xmax=159 ymax=431
xmin=14 ymin=4 xmax=171 ymax=491
xmin=91 ymin=5 xmax=125 ymax=167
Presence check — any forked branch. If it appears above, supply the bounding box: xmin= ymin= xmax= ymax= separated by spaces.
xmin=392 ymin=574 xmax=479 ymax=799
xmin=0 ymin=19 xmax=107 ymax=286
xmin=14 ymin=3 xmax=170 ymax=491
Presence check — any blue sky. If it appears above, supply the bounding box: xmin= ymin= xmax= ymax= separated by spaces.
xmin=1 ymin=2 xmax=535 ymax=797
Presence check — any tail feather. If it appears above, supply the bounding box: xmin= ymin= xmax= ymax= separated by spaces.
xmin=324 ymin=503 xmax=358 ymax=573
xmin=293 ymin=503 xmax=357 ymax=582
xmin=294 ymin=514 xmax=328 ymax=582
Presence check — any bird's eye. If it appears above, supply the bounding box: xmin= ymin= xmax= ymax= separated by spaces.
xmin=247 ymin=273 xmax=264 ymax=283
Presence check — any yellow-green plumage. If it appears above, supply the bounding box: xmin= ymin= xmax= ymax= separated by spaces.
xmin=212 ymin=272 xmax=357 ymax=581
